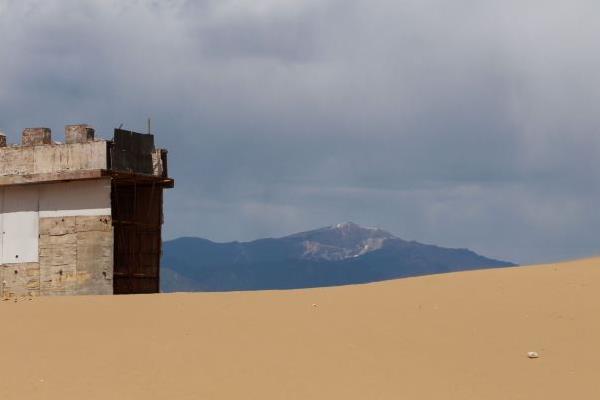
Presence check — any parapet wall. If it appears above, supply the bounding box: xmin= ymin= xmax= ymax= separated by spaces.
xmin=0 ymin=125 xmax=170 ymax=186
xmin=0 ymin=141 xmax=108 ymax=176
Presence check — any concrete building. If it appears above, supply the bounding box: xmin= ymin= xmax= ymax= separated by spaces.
xmin=0 ymin=125 xmax=173 ymax=298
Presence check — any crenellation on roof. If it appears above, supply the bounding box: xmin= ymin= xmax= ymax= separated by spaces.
xmin=0 ymin=124 xmax=172 ymax=187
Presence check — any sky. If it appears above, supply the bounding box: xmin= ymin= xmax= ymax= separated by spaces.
xmin=0 ymin=0 xmax=598 ymax=264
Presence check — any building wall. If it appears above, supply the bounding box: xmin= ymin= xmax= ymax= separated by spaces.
xmin=0 ymin=141 xmax=108 ymax=176
xmin=0 ymin=179 xmax=113 ymax=298
xmin=39 ymin=215 xmax=113 ymax=296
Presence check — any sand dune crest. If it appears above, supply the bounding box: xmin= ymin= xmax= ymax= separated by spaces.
xmin=2 ymin=257 xmax=599 ymax=399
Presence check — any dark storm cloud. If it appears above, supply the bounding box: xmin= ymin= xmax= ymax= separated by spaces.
xmin=0 ymin=0 xmax=598 ymax=263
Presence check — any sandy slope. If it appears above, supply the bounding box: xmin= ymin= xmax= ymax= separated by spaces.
xmin=1 ymin=258 xmax=599 ymax=399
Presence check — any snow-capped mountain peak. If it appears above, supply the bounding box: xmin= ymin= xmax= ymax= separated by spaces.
xmin=286 ymin=222 xmax=397 ymax=261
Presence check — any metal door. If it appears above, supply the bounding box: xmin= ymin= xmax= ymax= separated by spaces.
xmin=112 ymin=182 xmax=162 ymax=294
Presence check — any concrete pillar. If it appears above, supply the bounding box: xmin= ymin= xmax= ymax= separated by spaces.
xmin=0 ymin=132 xmax=6 ymax=147
xmin=22 ymin=128 xmax=51 ymax=146
xmin=65 ymin=124 xmax=95 ymax=144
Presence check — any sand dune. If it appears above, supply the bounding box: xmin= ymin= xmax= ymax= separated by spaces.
xmin=2 ymin=257 xmax=600 ymax=399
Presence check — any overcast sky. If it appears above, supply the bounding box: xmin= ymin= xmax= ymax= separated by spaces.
xmin=0 ymin=0 xmax=598 ymax=264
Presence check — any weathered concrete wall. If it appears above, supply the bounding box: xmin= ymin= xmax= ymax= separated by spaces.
xmin=65 ymin=124 xmax=95 ymax=144
xmin=152 ymin=149 xmax=164 ymax=176
xmin=39 ymin=215 xmax=113 ymax=296
xmin=0 ymin=146 xmax=34 ymax=175
xmin=0 ymin=262 xmax=40 ymax=298
xmin=75 ymin=216 xmax=113 ymax=295
xmin=22 ymin=128 xmax=51 ymax=146
xmin=0 ymin=141 xmax=108 ymax=176
xmin=33 ymin=141 xmax=108 ymax=174
xmin=39 ymin=218 xmax=78 ymax=295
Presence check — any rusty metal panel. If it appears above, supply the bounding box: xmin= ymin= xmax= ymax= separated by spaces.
xmin=110 ymin=129 xmax=155 ymax=175
xmin=112 ymin=181 xmax=162 ymax=294
xmin=136 ymin=185 xmax=162 ymax=224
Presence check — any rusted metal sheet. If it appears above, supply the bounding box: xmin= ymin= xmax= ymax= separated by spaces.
xmin=110 ymin=129 xmax=155 ymax=175
xmin=106 ymin=170 xmax=174 ymax=188
xmin=112 ymin=182 xmax=162 ymax=294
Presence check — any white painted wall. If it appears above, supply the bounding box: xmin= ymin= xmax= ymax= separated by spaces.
xmin=39 ymin=179 xmax=111 ymax=217
xmin=0 ymin=179 xmax=112 ymax=264
xmin=0 ymin=186 xmax=39 ymax=263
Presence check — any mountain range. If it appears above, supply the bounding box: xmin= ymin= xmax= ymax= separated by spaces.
xmin=161 ymin=222 xmax=516 ymax=292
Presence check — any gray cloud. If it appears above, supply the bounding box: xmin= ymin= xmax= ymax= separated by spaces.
xmin=0 ymin=0 xmax=598 ymax=263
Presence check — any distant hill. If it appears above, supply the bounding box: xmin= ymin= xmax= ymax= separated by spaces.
xmin=161 ymin=222 xmax=516 ymax=292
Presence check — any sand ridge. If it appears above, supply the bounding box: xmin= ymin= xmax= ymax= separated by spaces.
xmin=1 ymin=257 xmax=599 ymax=399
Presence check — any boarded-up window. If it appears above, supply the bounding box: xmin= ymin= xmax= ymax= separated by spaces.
xmin=0 ymin=186 xmax=39 ymax=263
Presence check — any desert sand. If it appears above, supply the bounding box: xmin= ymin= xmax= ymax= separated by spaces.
xmin=1 ymin=257 xmax=599 ymax=399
